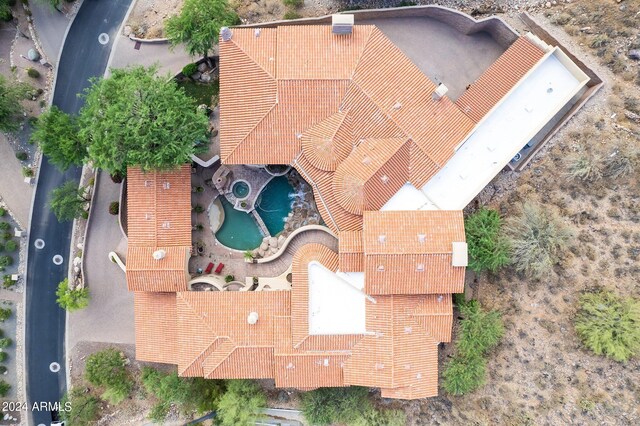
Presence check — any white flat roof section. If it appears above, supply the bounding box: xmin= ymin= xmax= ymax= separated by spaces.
xmin=421 ymin=48 xmax=589 ymax=210
xmin=307 ymin=262 xmax=367 ymax=335
xmin=381 ymin=183 xmax=436 ymax=211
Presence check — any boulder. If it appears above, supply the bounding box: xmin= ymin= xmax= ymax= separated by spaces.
xmin=192 ymin=71 xmax=202 ymax=80
xmin=260 ymin=241 xmax=269 ymax=251
xmin=123 ymin=26 xmax=132 ymax=36
xmin=268 ymin=237 xmax=278 ymax=247
xmin=629 ymin=50 xmax=640 ymax=60
xmin=198 ymin=62 xmax=208 ymax=73
xmin=200 ymin=73 xmax=212 ymax=83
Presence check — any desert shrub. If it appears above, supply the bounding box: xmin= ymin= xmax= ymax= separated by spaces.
xmin=566 ymin=153 xmax=603 ymax=182
xmin=141 ymin=367 xmax=224 ymax=418
xmin=505 ymin=203 xmax=573 ymax=280
xmin=443 ymin=299 xmax=503 ymax=395
xmin=0 ymin=380 xmax=10 ymax=397
xmin=224 ymin=274 xmax=234 ymax=283
xmin=624 ymin=97 xmax=640 ymax=114
xmin=283 ymin=10 xmax=301 ymax=19
xmin=350 ymin=406 xmax=406 ymax=426
xmin=0 ymin=222 xmax=9 ymax=231
xmin=108 ymin=201 xmax=119 ymax=215
xmin=590 ymin=34 xmax=609 ymax=48
xmin=56 ymin=279 xmax=89 ymax=311
xmin=574 ymin=290 xmax=640 ymax=362
xmin=443 ymin=353 xmax=486 ymax=395
xmin=60 ymin=388 xmax=100 ymax=425
xmin=22 ymin=166 xmax=34 ymax=177
xmin=0 ymin=255 xmax=14 ymax=271
xmin=192 ymin=204 xmax=204 ymax=213
xmin=283 ymin=0 xmax=302 ymax=7
xmin=0 ymin=352 xmax=8 ymax=362
xmin=300 ymin=386 xmax=369 ymax=425
xmin=182 ymin=62 xmax=198 ymax=77
xmin=2 ymin=232 xmax=10 ymax=241
xmin=603 ymin=148 xmax=636 ymax=179
xmin=15 ymin=151 xmax=27 ymax=161
xmin=4 ymin=240 xmax=17 ymax=252
xmin=148 ymin=401 xmax=171 ymax=423
xmin=85 ymin=348 xmax=133 ymax=404
xmin=0 ymin=307 xmax=11 ymax=321
xmin=0 ymin=338 xmax=12 ymax=348
xmin=0 ymin=366 xmax=7 ymax=374
xmin=217 ymin=380 xmax=266 ymax=426
xmin=1 ymin=275 xmax=13 ymax=289
xmin=465 ymin=208 xmax=510 ymax=273
xmin=27 ymin=68 xmax=40 ymax=78
xmin=0 ymin=208 xmax=4 ymax=217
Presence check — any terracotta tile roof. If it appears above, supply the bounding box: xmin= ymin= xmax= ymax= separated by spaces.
xmin=333 ymin=138 xmax=410 ymax=214
xmin=126 ymin=165 xmax=192 ymax=247
xmin=300 ymin=112 xmax=353 ymax=172
xmin=228 ymin=27 xmax=277 ymax=78
xmin=207 ymin=347 xmax=275 ymax=379
xmin=412 ymin=295 xmax=454 ymax=343
xmin=363 ymin=211 xmax=466 ymax=295
xmin=276 ymin=25 xmax=374 ymax=79
xmin=338 ymin=231 xmax=364 ymax=272
xmin=134 ymin=292 xmax=177 ymax=364
xmin=456 ymin=36 xmax=546 ymax=123
xmin=126 ymin=246 xmax=190 ymax=292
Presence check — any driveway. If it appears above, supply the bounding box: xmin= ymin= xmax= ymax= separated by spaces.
xmin=0 ymin=138 xmax=33 ymax=229
xmin=68 ymin=171 xmax=134 ymax=351
xmin=29 ymin=1 xmax=70 ymax=64
xmin=361 ymin=16 xmax=506 ymax=100
xmin=107 ymin=34 xmax=191 ymax=77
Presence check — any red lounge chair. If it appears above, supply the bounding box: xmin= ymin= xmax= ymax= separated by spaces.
xmin=204 ymin=262 xmax=214 ymax=274
xmin=214 ymin=263 xmax=224 ymax=274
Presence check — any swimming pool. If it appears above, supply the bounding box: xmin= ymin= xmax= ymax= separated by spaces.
xmin=214 ymin=176 xmax=295 ymax=250
xmin=256 ymin=176 xmax=295 ymax=236
xmin=232 ymin=180 xmax=250 ymax=199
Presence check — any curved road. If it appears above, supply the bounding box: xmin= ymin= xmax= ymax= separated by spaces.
xmin=25 ymin=1 xmax=131 ymax=424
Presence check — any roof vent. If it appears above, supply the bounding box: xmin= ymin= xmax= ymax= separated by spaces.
xmin=437 ymin=295 xmax=444 ymax=303
xmin=417 ymin=234 xmax=426 ymax=243
xmin=161 ymin=221 xmax=171 ymax=229
xmin=144 ymin=180 xmax=152 ymax=187
xmin=254 ymin=28 xmax=261 ymax=37
xmin=163 ymin=182 xmax=171 ymax=190
xmin=378 ymin=234 xmax=386 ymax=244
xmin=432 ymin=83 xmax=448 ymax=100
xmin=220 ymin=27 xmax=233 ymax=42
xmin=452 ymin=241 xmax=468 ymax=267
xmin=416 ymin=263 xmax=425 ymax=272
xmin=323 ymin=359 xmax=330 ymax=367
xmin=380 ymin=175 xmax=389 ymax=184
xmin=392 ymin=102 xmax=402 ymax=110
xmin=152 ymin=249 xmax=166 ymax=260
xmin=332 ymin=14 xmax=354 ymax=35
xmin=362 ymin=156 xmax=372 ymax=165
xmin=247 ymin=311 xmax=259 ymax=325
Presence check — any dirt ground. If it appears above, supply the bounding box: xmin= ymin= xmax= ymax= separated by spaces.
xmin=116 ymin=1 xmax=640 ymax=425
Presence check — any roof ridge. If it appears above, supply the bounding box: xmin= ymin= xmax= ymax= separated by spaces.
xmin=230 ymin=37 xmax=277 ymax=80
xmin=203 ymin=338 xmax=236 ymax=376
xmin=348 ymin=25 xmax=377 ymax=82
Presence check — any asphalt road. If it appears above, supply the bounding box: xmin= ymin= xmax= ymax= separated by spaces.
xmin=25 ymin=1 xmax=131 ymax=425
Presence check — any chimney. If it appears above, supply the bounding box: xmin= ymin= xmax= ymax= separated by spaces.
xmin=220 ymin=27 xmax=233 ymax=42
xmin=247 ymin=312 xmax=259 ymax=325
xmin=432 ymin=83 xmax=448 ymax=101
xmin=152 ymin=249 xmax=166 ymax=260
xmin=451 ymin=242 xmax=468 ymax=267
xmin=332 ymin=14 xmax=354 ymax=35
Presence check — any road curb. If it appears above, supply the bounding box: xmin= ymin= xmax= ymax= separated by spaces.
xmin=104 ymin=0 xmax=137 ymax=77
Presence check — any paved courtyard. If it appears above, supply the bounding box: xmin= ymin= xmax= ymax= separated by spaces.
xmin=362 ymin=16 xmax=507 ymax=100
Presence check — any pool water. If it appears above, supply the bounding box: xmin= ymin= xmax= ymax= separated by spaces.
xmin=232 ymin=181 xmax=250 ymax=199
xmin=214 ymin=176 xmax=295 ymax=250
xmin=256 ymin=176 xmax=295 ymax=236
xmin=214 ymin=197 xmax=264 ymax=250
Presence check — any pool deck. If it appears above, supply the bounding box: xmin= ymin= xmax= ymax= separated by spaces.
xmin=212 ymin=164 xmax=276 ymax=213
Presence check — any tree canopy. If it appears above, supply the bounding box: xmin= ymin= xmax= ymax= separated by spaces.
xmin=60 ymin=388 xmax=100 ymax=425
xmin=84 ymin=348 xmax=133 ymax=404
xmin=217 ymin=380 xmax=266 ymax=426
xmin=50 ymin=180 xmax=89 ymax=222
xmin=0 ymin=75 xmax=29 ymax=132
xmin=56 ymin=278 xmax=89 ymax=311
xmin=78 ymin=66 xmax=209 ymax=174
xmin=465 ymin=208 xmax=510 ymax=273
xmin=31 ymin=105 xmax=86 ymax=170
xmin=165 ymin=0 xmax=239 ymax=59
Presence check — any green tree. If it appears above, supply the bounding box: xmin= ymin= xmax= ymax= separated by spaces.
xmin=0 ymin=337 xmax=12 ymax=348
xmin=442 ymin=354 xmax=486 ymax=395
xmin=575 ymin=290 xmax=640 ymax=362
xmin=0 ymin=0 xmax=12 ymax=21
xmin=0 ymin=307 xmax=11 ymax=321
xmin=300 ymin=386 xmax=370 ymax=425
xmin=56 ymin=279 xmax=89 ymax=311
xmin=60 ymin=388 xmax=100 ymax=425
xmin=84 ymin=348 xmax=133 ymax=404
xmin=217 ymin=380 xmax=266 ymax=426
xmin=78 ymin=66 xmax=209 ymax=174
xmin=165 ymin=0 xmax=239 ymax=64
xmin=50 ymin=180 xmax=90 ymax=222
xmin=0 ymin=75 xmax=30 ymax=132
xmin=31 ymin=106 xmax=86 ymax=170
xmin=465 ymin=208 xmax=510 ymax=273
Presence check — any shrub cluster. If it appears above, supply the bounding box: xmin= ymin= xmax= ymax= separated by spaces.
xmin=108 ymin=201 xmax=119 ymax=215
xmin=575 ymin=290 xmax=640 ymax=362
xmin=465 ymin=208 xmax=510 ymax=273
xmin=56 ymin=279 xmax=89 ymax=311
xmin=26 ymin=68 xmax=40 ymax=79
xmin=84 ymin=348 xmax=133 ymax=404
xmin=300 ymin=386 xmax=405 ymax=426
xmin=443 ymin=300 xmax=504 ymax=395
xmin=505 ymin=203 xmax=572 ymax=280
xmin=182 ymin=62 xmax=199 ymax=77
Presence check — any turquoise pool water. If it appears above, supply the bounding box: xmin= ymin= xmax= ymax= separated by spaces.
xmin=215 ymin=197 xmax=264 ymax=250
xmin=214 ymin=176 xmax=295 ymax=250
xmin=232 ymin=181 xmax=249 ymax=199
xmin=256 ymin=176 xmax=295 ymax=236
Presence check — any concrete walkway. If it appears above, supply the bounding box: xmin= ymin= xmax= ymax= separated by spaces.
xmin=107 ymin=34 xmax=191 ymax=76
xmin=29 ymin=1 xmax=71 ymax=64
xmin=68 ymin=171 xmax=133 ymax=351
xmin=0 ymin=137 xmax=34 ymax=228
